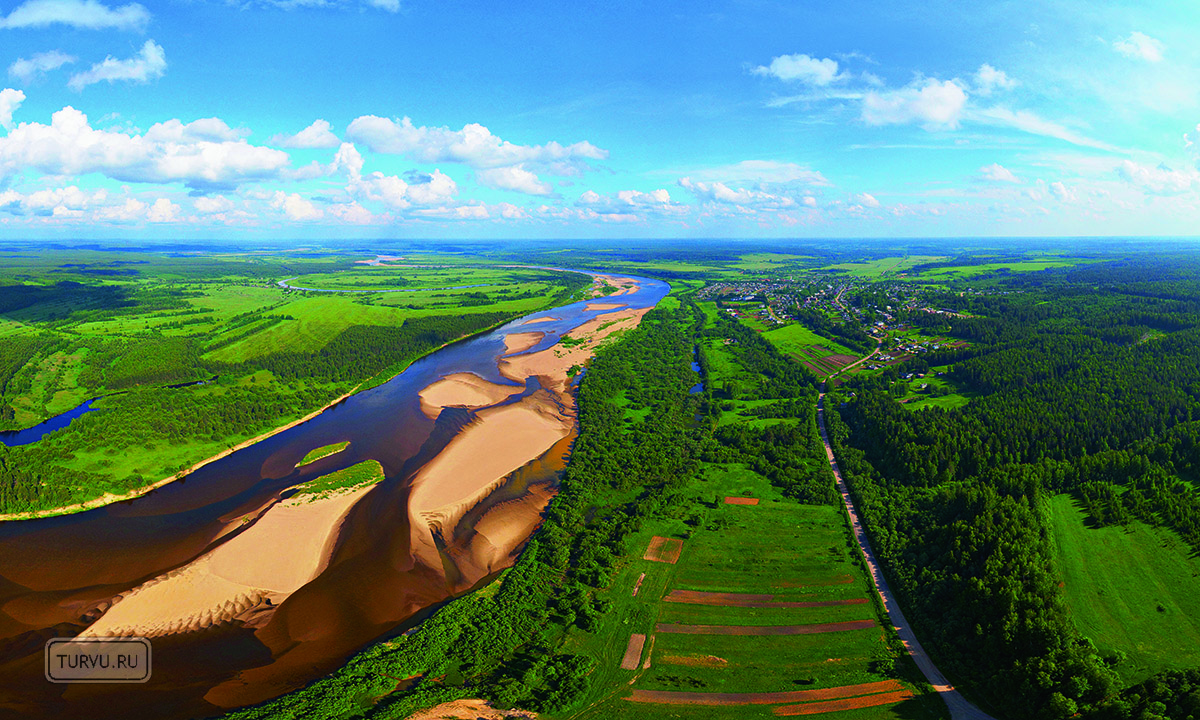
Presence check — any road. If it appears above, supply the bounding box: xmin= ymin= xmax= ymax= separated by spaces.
xmin=816 ymin=389 xmax=998 ymax=720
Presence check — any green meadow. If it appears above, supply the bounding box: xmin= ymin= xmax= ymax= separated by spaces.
xmin=1048 ymin=493 xmax=1200 ymax=683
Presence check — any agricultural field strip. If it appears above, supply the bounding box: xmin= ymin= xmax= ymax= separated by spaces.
xmin=626 ymin=679 xmax=904 ymax=705
xmin=816 ymin=390 xmax=997 ymax=720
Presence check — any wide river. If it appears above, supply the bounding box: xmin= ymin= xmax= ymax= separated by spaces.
xmin=0 ymin=271 xmax=668 ymax=720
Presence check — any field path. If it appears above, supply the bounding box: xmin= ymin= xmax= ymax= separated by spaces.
xmin=816 ymin=389 xmax=997 ymax=720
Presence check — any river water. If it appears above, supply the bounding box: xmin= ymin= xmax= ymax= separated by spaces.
xmin=0 ymin=273 xmax=668 ymax=720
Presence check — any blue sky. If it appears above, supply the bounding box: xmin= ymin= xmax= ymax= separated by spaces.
xmin=0 ymin=0 xmax=1197 ymax=239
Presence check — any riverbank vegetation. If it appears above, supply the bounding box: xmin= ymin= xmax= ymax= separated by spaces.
xmin=0 ymin=249 xmax=588 ymax=514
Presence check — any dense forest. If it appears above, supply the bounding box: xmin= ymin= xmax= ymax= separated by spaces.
xmin=828 ymin=257 xmax=1200 ymax=719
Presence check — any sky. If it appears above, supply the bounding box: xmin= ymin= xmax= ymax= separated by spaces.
xmin=0 ymin=0 xmax=1198 ymax=240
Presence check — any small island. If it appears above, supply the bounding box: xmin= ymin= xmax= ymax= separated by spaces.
xmin=290 ymin=459 xmax=385 ymax=501
xmin=295 ymin=441 xmax=351 ymax=468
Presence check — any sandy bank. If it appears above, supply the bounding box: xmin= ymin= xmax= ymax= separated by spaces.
xmin=418 ymin=372 xmax=522 ymax=419
xmin=593 ymin=274 xmax=640 ymax=297
xmin=82 ymin=483 xmax=374 ymax=638
xmin=503 ymin=331 xmax=545 ymax=354
xmin=500 ymin=307 xmax=650 ymax=392
xmin=585 ymin=302 xmax=625 ymax=311
xmin=521 ymin=316 xmax=558 ymax=325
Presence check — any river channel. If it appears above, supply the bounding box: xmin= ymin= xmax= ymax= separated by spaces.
xmin=0 ymin=271 xmax=668 ymax=720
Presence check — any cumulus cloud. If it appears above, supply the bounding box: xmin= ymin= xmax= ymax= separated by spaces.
xmin=0 ymin=0 xmax=149 ymax=30
xmin=1117 ymin=160 xmax=1197 ymax=194
xmin=271 ymin=191 xmax=322 ymax=221
xmin=577 ymin=188 xmax=682 ymax=219
xmin=677 ymin=177 xmax=796 ymax=209
xmin=8 ymin=51 xmax=76 ymax=84
xmin=752 ymin=54 xmax=843 ymax=85
xmin=97 ymin=197 xmax=145 ymax=222
xmin=272 ymin=119 xmax=340 ymax=149
xmin=144 ymin=117 xmax=247 ymax=143
xmin=365 ymin=0 xmax=400 ymax=10
xmin=853 ymin=192 xmax=880 ymax=208
xmin=0 ymin=106 xmax=290 ymax=189
xmin=413 ymin=204 xmax=490 ymax=220
xmin=0 ymin=88 xmax=24 ymax=130
xmin=193 ymin=194 xmax=233 ymax=214
xmin=862 ymin=78 xmax=968 ymax=129
xmin=1049 ymin=180 xmax=1075 ymax=203
xmin=1113 ymin=31 xmax=1165 ymax=62
xmin=146 ymin=197 xmax=178 ymax=222
xmin=332 ymin=142 xmax=457 ymax=209
xmin=0 ymin=185 xmax=105 ymax=216
xmin=68 ymin=40 xmax=165 ymax=91
xmin=345 ymin=115 xmax=606 ymax=171
xmin=476 ymin=165 xmax=553 ymax=196
xmin=979 ymin=163 xmax=1019 ymax=182
xmin=973 ymin=64 xmax=1016 ymax=95
xmin=327 ymin=201 xmax=375 ymax=224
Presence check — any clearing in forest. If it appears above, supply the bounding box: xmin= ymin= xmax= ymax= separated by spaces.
xmin=643 ymin=536 xmax=684 ymax=564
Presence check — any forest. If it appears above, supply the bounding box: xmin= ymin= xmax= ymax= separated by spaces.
xmin=827 ymin=256 xmax=1200 ymax=719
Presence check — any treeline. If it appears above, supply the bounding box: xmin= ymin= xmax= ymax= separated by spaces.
xmin=226 ymin=302 xmax=705 ymax=719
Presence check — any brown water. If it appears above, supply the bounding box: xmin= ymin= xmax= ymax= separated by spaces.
xmin=0 ymin=273 xmax=668 ymax=720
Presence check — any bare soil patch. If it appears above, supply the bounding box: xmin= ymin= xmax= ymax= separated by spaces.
xmin=404 ymin=699 xmax=538 ymax=719
xmin=772 ymin=689 xmax=913 ymax=715
xmin=655 ymin=619 xmax=876 ymax=636
xmin=824 ymin=354 xmax=857 ymax=368
xmin=625 ymin=680 xmax=903 ymax=706
xmin=724 ymin=496 xmax=759 ymax=505
xmin=644 ymin=536 xmax=684 ymax=564
xmin=660 ymin=654 xmax=729 ymax=668
xmin=621 ymin=633 xmax=647 ymax=670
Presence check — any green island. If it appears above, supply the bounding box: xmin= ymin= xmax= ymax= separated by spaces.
xmin=290 ymin=459 xmax=386 ymax=500
xmin=295 ymin=441 xmax=351 ymax=468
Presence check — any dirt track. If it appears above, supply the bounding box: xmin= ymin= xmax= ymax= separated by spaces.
xmin=817 ymin=389 xmax=998 ymax=720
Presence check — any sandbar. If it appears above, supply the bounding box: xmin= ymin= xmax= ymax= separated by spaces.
xmin=501 ymin=307 xmax=650 ymax=392
xmin=83 ymin=482 xmax=374 ymax=638
xmin=418 ymin=372 xmax=521 ymax=419
xmin=522 ymin=316 xmax=558 ymax=325
xmin=585 ymin=302 xmax=625 ymax=311
xmin=503 ymin=331 xmax=545 ymax=354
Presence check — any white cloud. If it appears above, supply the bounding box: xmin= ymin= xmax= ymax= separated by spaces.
xmin=0 ymin=185 xmax=105 ymax=215
xmin=1113 ymin=32 xmax=1165 ymax=62
xmin=365 ymin=0 xmax=399 ymax=10
xmin=0 ymin=106 xmax=290 ymax=189
xmin=144 ymin=117 xmax=246 ymax=143
xmin=97 ymin=197 xmax=146 ymax=222
xmin=577 ymin=188 xmax=682 ymax=220
xmin=853 ymin=192 xmax=880 ymax=208
xmin=677 ymin=177 xmax=796 ymax=209
xmin=0 ymin=88 xmax=24 ymax=131
xmin=146 ymin=197 xmax=178 ymax=222
xmin=193 ymin=195 xmax=233 ymax=214
xmin=272 ymin=119 xmax=340 ymax=149
xmin=752 ymin=54 xmax=843 ymax=85
xmin=345 ymin=115 xmax=606 ymax=171
xmin=404 ymin=169 xmax=457 ymax=205
xmin=68 ymin=39 xmax=165 ymax=91
xmin=334 ymin=143 xmax=457 ymax=210
xmin=476 ymin=165 xmax=553 ymax=196
xmin=327 ymin=201 xmax=375 ymax=224
xmin=802 ymin=196 xmax=817 ymax=207
xmin=414 ymin=204 xmax=490 ymax=220
xmin=971 ymin=106 xmax=1118 ymax=151
xmin=271 ymin=191 xmax=322 ymax=221
xmin=862 ymin=78 xmax=968 ymax=129
xmin=973 ymin=64 xmax=1016 ymax=95
xmin=0 ymin=0 xmax=149 ymax=30
xmin=979 ymin=163 xmax=1019 ymax=183
xmin=1117 ymin=160 xmax=1197 ymax=194
xmin=8 ymin=51 xmax=76 ymax=84
xmin=1050 ymin=181 xmax=1075 ymax=203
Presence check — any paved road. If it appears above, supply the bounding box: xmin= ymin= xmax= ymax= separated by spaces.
xmin=816 ymin=390 xmax=998 ymax=720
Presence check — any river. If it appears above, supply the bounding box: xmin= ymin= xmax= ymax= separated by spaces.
xmin=0 ymin=272 xmax=668 ymax=720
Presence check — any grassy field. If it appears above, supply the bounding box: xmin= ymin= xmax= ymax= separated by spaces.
xmin=911 ymin=258 xmax=1090 ymax=280
xmin=821 ymin=257 xmax=946 ymax=278
xmin=1047 ymin=493 xmax=1200 ymax=683
xmin=560 ymin=463 xmax=945 ymax=720
xmin=761 ymin=323 xmax=860 ymax=377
